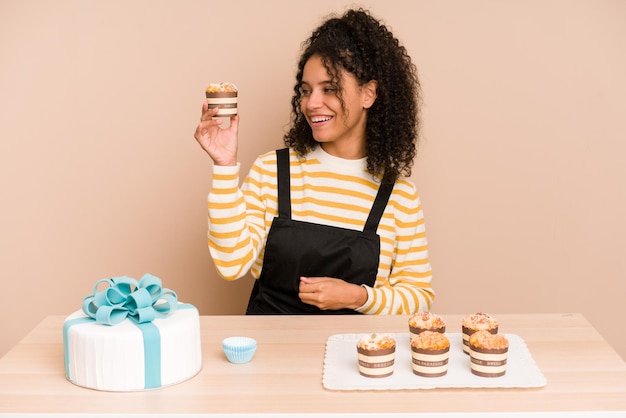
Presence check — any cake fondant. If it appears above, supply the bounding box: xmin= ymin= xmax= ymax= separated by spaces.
xmin=63 ymin=274 xmax=202 ymax=391
xmin=206 ymin=82 xmax=238 ymax=117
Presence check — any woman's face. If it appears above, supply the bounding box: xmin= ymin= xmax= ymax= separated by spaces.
xmin=300 ymin=55 xmax=376 ymax=159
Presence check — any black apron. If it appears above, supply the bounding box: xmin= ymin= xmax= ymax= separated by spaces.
xmin=246 ymin=148 xmax=394 ymax=315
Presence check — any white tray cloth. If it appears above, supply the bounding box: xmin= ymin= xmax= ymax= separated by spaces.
xmin=323 ymin=332 xmax=546 ymax=390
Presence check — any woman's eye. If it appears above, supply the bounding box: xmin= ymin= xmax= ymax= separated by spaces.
xmin=300 ymin=88 xmax=311 ymax=96
xmin=324 ymin=87 xmax=337 ymax=94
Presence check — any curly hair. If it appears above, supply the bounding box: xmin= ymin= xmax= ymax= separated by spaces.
xmin=284 ymin=8 xmax=421 ymax=184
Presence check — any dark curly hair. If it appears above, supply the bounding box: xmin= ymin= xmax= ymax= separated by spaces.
xmin=284 ymin=8 xmax=421 ymax=184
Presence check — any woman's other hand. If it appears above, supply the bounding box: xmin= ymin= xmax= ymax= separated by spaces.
xmin=298 ymin=276 xmax=368 ymax=311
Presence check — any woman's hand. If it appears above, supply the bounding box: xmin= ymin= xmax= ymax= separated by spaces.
xmin=298 ymin=276 xmax=368 ymax=311
xmin=193 ymin=102 xmax=239 ymax=166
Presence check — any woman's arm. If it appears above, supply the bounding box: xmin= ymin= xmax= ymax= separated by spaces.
xmin=207 ymin=155 xmax=273 ymax=281
xmin=358 ymin=188 xmax=435 ymax=314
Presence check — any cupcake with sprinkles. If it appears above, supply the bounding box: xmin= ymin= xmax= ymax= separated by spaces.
xmin=356 ymin=333 xmax=396 ymax=378
xmin=408 ymin=312 xmax=446 ymax=338
xmin=410 ymin=330 xmax=450 ymax=377
xmin=461 ymin=312 xmax=499 ymax=354
xmin=468 ymin=330 xmax=509 ymax=377
xmin=205 ymin=82 xmax=238 ymax=117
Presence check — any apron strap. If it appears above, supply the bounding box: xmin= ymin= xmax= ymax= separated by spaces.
xmin=363 ymin=181 xmax=394 ymax=233
xmin=276 ymin=148 xmax=291 ymax=219
xmin=276 ymin=147 xmax=393 ymax=232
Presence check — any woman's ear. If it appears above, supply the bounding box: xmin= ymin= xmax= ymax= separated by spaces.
xmin=362 ymin=80 xmax=378 ymax=109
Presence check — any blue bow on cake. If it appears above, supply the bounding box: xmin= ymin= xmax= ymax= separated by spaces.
xmin=82 ymin=273 xmax=178 ymax=325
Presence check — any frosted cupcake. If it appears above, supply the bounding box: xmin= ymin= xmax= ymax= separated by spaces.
xmin=468 ymin=330 xmax=509 ymax=377
xmin=462 ymin=312 xmax=498 ymax=354
xmin=356 ymin=334 xmax=396 ymax=378
xmin=205 ymin=82 xmax=238 ymax=117
xmin=410 ymin=331 xmax=450 ymax=377
xmin=408 ymin=312 xmax=446 ymax=338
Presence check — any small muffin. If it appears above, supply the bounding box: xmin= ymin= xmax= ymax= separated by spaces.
xmin=356 ymin=333 xmax=396 ymax=378
xmin=461 ymin=312 xmax=498 ymax=354
xmin=410 ymin=331 xmax=450 ymax=377
xmin=408 ymin=312 xmax=446 ymax=338
xmin=468 ymin=330 xmax=509 ymax=377
xmin=205 ymin=82 xmax=238 ymax=117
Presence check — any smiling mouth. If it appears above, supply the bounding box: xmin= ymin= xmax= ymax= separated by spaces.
xmin=310 ymin=115 xmax=333 ymax=124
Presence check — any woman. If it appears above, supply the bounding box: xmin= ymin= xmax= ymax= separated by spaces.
xmin=194 ymin=8 xmax=434 ymax=314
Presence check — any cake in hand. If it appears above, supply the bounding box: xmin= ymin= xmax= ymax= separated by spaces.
xmin=356 ymin=333 xmax=396 ymax=378
xmin=461 ymin=312 xmax=498 ymax=354
xmin=468 ymin=330 xmax=509 ymax=377
xmin=63 ymin=274 xmax=202 ymax=391
xmin=408 ymin=312 xmax=446 ymax=338
xmin=410 ymin=331 xmax=450 ymax=377
xmin=205 ymin=82 xmax=238 ymax=117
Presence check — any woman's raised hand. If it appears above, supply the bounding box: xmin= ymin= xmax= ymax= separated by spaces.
xmin=194 ymin=102 xmax=240 ymax=166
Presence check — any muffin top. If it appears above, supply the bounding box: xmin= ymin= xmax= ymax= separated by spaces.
xmin=462 ymin=312 xmax=498 ymax=330
xmin=357 ymin=333 xmax=396 ymax=350
xmin=409 ymin=312 xmax=446 ymax=329
xmin=206 ymin=82 xmax=238 ymax=93
xmin=410 ymin=330 xmax=450 ymax=350
xmin=469 ymin=329 xmax=509 ymax=350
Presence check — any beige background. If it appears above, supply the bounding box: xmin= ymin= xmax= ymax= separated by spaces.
xmin=1 ymin=0 xmax=625 ymax=361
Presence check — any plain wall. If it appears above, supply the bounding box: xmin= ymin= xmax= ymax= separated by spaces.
xmin=1 ymin=0 xmax=625 ymax=361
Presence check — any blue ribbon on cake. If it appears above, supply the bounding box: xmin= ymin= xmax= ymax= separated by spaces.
xmin=81 ymin=273 xmax=178 ymax=325
xmin=64 ymin=273 xmax=181 ymax=390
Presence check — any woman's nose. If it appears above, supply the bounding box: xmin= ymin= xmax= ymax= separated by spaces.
xmin=305 ymin=90 xmax=323 ymax=109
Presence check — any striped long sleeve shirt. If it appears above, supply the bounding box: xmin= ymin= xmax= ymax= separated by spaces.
xmin=207 ymin=147 xmax=434 ymax=314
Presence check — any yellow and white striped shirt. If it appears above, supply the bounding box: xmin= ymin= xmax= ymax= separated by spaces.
xmin=207 ymin=147 xmax=434 ymax=314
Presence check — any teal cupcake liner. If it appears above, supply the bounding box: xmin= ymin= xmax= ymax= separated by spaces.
xmin=222 ymin=336 xmax=257 ymax=364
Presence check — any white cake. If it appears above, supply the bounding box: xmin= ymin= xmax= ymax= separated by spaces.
xmin=63 ymin=274 xmax=202 ymax=391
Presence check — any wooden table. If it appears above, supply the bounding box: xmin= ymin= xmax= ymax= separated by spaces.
xmin=1 ymin=313 xmax=626 ymax=417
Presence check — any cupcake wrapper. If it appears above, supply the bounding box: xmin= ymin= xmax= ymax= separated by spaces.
xmin=222 ymin=336 xmax=256 ymax=364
